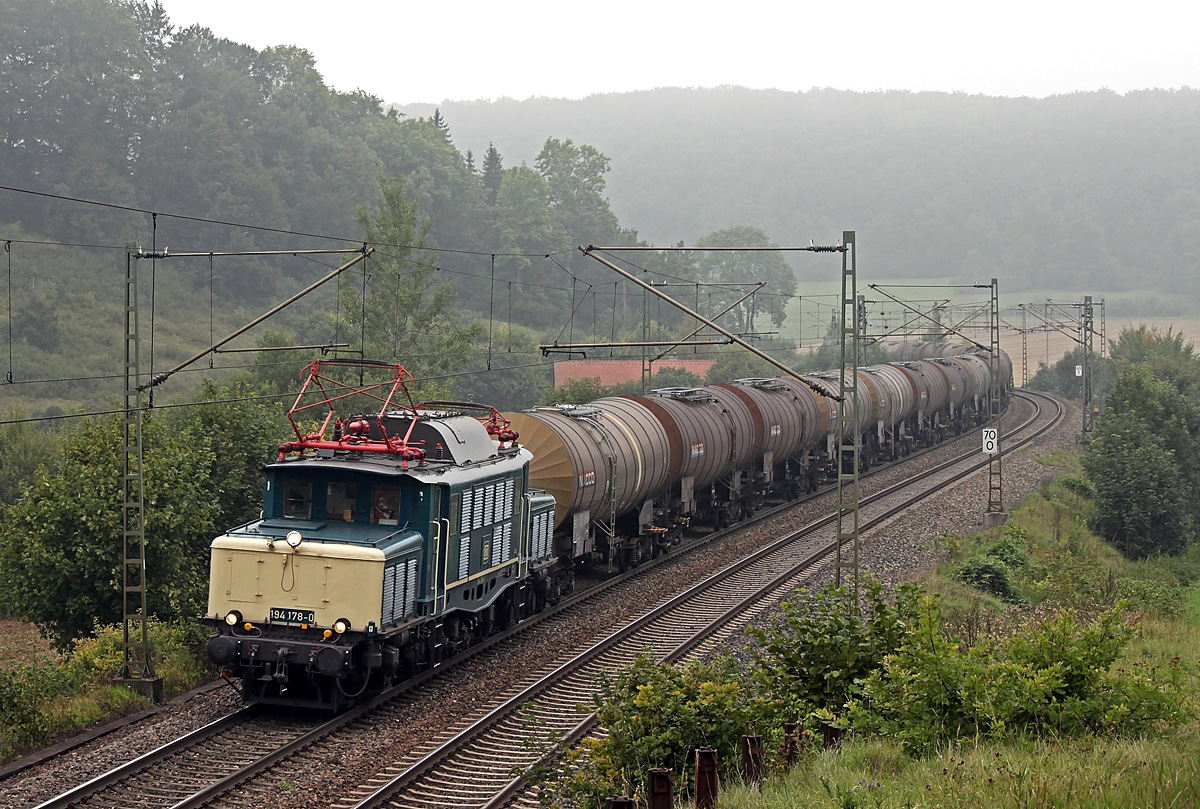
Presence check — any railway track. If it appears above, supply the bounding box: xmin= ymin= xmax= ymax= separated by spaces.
xmin=25 ymin=391 xmax=1060 ymax=809
xmin=336 ymin=391 xmax=1063 ymax=809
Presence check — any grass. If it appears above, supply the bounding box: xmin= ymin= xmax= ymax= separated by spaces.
xmin=717 ymin=732 xmax=1200 ymax=809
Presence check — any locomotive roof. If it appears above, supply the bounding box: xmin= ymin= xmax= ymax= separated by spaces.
xmin=267 ymin=445 xmax=531 ymax=485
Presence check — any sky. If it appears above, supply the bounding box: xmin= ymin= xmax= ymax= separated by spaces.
xmin=155 ymin=1 xmax=1196 ymax=105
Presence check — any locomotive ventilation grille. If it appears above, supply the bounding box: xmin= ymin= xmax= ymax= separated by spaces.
xmin=381 ymin=557 xmax=419 ymax=626
xmin=532 ymin=510 xmax=553 ymax=560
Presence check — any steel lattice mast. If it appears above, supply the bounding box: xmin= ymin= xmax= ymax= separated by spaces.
xmin=834 ymin=232 xmax=860 ymax=595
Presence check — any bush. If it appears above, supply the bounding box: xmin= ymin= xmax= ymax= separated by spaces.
xmin=849 ymin=600 xmax=1193 ymax=755
xmin=957 ymin=556 xmax=1021 ymax=603
xmin=1056 ymin=473 xmax=1096 ymax=499
xmin=0 ymin=659 xmax=78 ymax=757
xmin=0 ymin=620 xmax=212 ymax=762
xmin=533 ymin=654 xmax=752 ymax=807
xmin=745 ymin=576 xmax=922 ymax=718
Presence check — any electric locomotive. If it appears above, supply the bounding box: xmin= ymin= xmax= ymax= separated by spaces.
xmin=202 ymin=360 xmax=555 ymax=709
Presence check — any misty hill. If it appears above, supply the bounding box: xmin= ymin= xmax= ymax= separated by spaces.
xmin=399 ymin=87 xmax=1200 ymax=311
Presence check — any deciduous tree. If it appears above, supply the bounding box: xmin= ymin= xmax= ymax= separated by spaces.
xmin=344 ymin=176 xmax=481 ymax=401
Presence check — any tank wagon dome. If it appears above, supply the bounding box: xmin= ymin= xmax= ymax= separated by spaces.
xmin=697 ymin=385 xmax=757 ymax=468
xmin=883 ymin=340 xmax=979 ymax=362
xmin=504 ymin=398 xmax=671 ymax=530
xmin=802 ymin=370 xmax=876 ymax=438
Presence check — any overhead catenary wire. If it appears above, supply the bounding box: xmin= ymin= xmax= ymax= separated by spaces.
xmin=0 ymin=184 xmax=863 ymax=410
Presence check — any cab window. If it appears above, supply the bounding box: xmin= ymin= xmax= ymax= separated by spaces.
xmin=372 ymin=485 xmax=401 ymax=525
xmin=282 ymin=482 xmax=312 ymax=519
xmin=326 ymin=482 xmax=358 ymax=522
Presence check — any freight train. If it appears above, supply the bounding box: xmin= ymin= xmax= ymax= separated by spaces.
xmin=203 ymin=346 xmax=1011 ymax=709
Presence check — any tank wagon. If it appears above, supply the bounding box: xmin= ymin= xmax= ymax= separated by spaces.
xmin=509 ymin=344 xmax=1012 ymax=576
xmin=203 ymin=348 xmax=1010 ymax=709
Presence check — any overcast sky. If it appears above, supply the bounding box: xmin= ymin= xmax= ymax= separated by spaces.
xmin=155 ymin=1 xmax=1196 ymax=104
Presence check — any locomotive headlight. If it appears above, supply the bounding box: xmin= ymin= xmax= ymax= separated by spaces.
xmin=224 ymin=610 xmax=242 ymax=627
xmin=333 ymin=618 xmax=350 ymax=635
xmin=285 ymin=531 xmax=303 ymax=548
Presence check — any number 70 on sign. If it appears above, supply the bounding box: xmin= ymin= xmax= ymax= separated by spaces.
xmin=981 ymin=427 xmax=999 ymax=455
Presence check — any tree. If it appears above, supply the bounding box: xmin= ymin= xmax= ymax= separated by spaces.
xmin=1083 ymin=361 xmax=1198 ymax=558
xmin=535 ymin=137 xmax=620 ymax=246
xmin=611 ymin=366 xmax=703 ymax=396
xmin=1109 ymin=325 xmax=1200 ymax=398
xmin=705 ymin=346 xmax=792 ymax=383
xmin=690 ymin=227 xmax=797 ymax=331
xmin=541 ymin=377 xmax=610 ymax=405
xmin=0 ymin=410 xmax=60 ymax=513
xmin=0 ymin=387 xmax=283 ymax=651
xmin=1083 ymin=424 xmax=1190 ymax=559
xmin=449 ymin=323 xmax=553 ymax=411
xmin=492 ymin=165 xmax=572 ymax=328
xmin=481 ymin=143 xmax=504 ymax=206
xmin=345 ymin=176 xmax=482 ymax=401
xmin=0 ymin=412 xmax=216 ymax=649
xmin=234 ymin=329 xmax=326 ymax=398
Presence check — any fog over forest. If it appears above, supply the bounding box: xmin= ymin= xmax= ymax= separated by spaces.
xmin=400 ymin=87 xmax=1200 ymax=313
xmin=2 ymin=0 xmax=1198 ymax=415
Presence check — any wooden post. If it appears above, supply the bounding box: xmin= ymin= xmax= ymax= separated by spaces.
xmin=648 ymin=768 xmax=673 ymax=809
xmin=783 ymin=721 xmax=799 ymax=766
xmin=695 ymin=747 xmax=719 ymax=809
xmin=742 ymin=735 xmax=764 ymax=785
xmin=822 ymin=722 xmax=843 ymax=750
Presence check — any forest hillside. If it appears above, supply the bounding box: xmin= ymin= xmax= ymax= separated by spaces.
xmin=399 ymin=87 xmax=1200 ymax=310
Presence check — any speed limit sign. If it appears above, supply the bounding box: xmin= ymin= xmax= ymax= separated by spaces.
xmin=982 ymin=427 xmax=999 ymax=455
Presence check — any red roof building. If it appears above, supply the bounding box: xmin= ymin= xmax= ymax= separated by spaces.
xmin=553 ymin=358 xmax=715 ymax=389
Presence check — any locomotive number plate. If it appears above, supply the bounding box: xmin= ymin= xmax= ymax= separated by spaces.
xmin=270 ymin=607 xmax=315 ymax=624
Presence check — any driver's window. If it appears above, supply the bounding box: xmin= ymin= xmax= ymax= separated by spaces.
xmin=282 ymin=482 xmax=312 ymax=519
xmin=371 ymin=486 xmax=400 ymax=525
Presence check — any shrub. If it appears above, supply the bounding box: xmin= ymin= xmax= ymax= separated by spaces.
xmin=849 ymin=601 xmax=1193 ymax=754
xmin=0 ymin=619 xmax=211 ymax=762
xmin=745 ymin=576 xmax=922 ymax=720
xmin=67 ymin=620 xmax=211 ymax=693
xmin=1056 ymin=473 xmax=1096 ymax=499
xmin=0 ymin=659 xmax=78 ymax=757
xmin=533 ymin=654 xmax=752 ymax=807
xmin=957 ymin=557 xmax=1021 ymax=603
